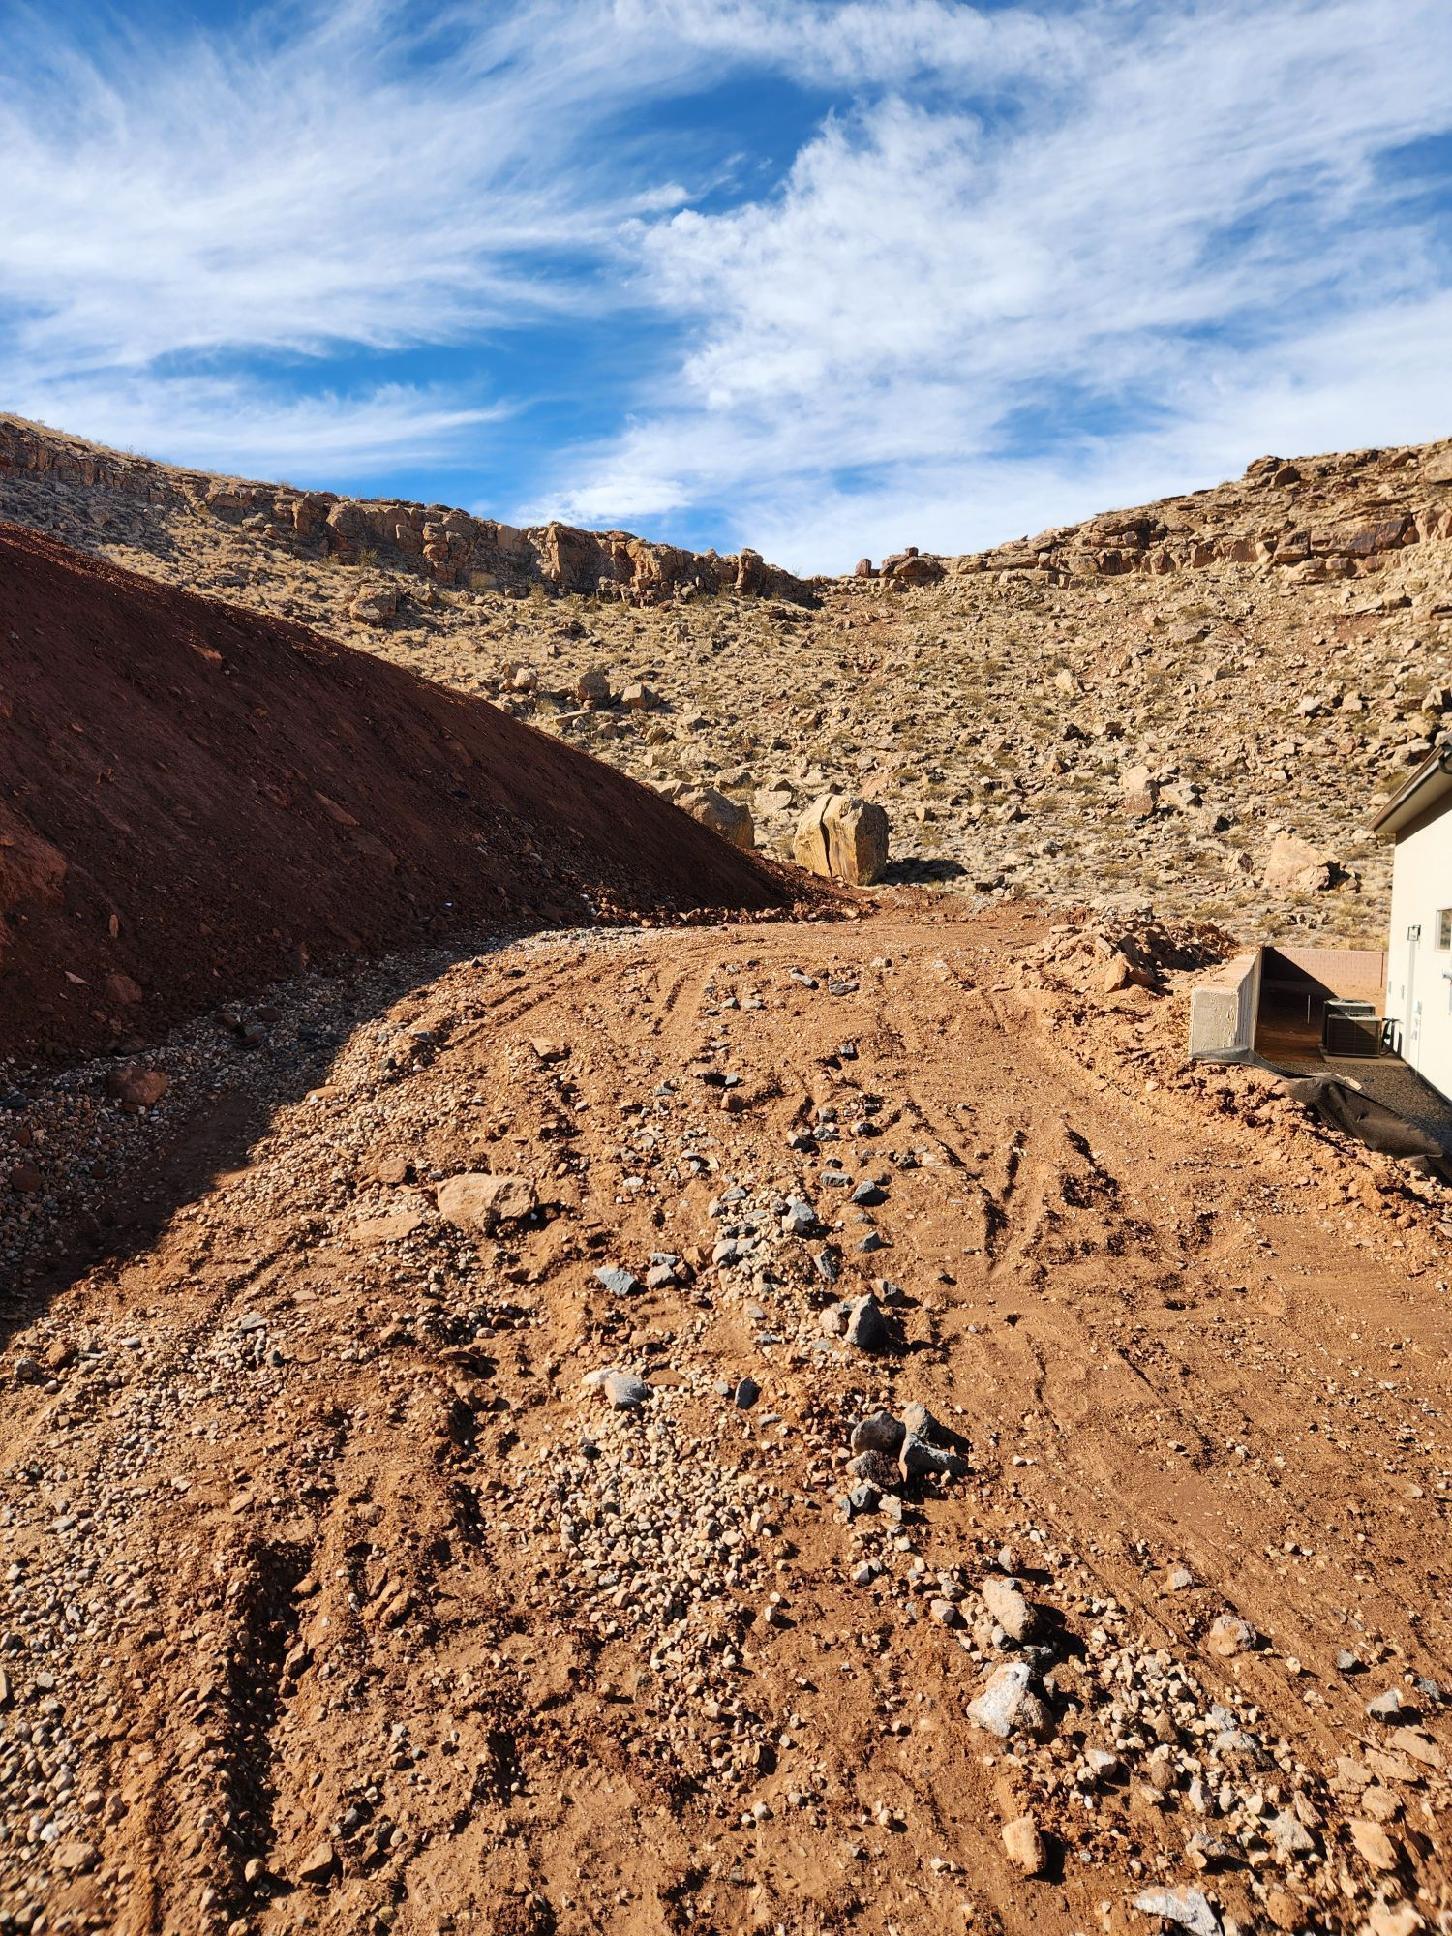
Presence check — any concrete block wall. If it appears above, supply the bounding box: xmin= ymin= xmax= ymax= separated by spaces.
xmin=1188 ymin=950 xmax=1263 ymax=1061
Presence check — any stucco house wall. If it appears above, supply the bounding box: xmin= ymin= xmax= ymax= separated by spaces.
xmin=1384 ymin=792 xmax=1452 ymax=1102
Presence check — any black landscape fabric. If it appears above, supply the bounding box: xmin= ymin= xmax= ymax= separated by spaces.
xmin=1282 ymin=1076 xmax=1449 ymax=1162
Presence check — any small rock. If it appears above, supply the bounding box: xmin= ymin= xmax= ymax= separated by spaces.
xmin=1365 ymin=1901 xmax=1425 ymax=1936
xmin=1001 ymin=1814 xmax=1046 ymax=1876
xmin=733 ymin=1376 xmax=761 ymax=1409
xmin=967 ymin=1661 xmax=1048 ymax=1739
xmin=1348 ymin=1818 xmax=1399 ymax=1871
xmin=1131 ymin=1887 xmax=1222 ymax=1936
xmin=899 ymin=1433 xmax=967 ymax=1481
xmin=599 ymin=1370 xmax=651 ymax=1410
xmin=52 ymin=1840 xmax=98 ymax=1875
xmin=850 ymin=1410 xmax=904 ymax=1455
xmin=297 ymin=1839 xmax=338 ymax=1886
xmin=593 ymin=1266 xmax=641 ymax=1297
xmin=436 ymin=1172 xmax=537 ymax=1233
xmin=1205 ymin=1613 xmax=1254 ymax=1658
xmin=844 ymin=1293 xmax=890 ymax=1352
xmin=780 ymin=1197 xmax=816 ymax=1237
xmin=104 ymin=1065 xmax=169 ymax=1108
xmin=981 ymin=1575 xmax=1035 ymax=1642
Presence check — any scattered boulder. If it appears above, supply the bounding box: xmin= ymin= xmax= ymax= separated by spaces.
xmin=1263 ymin=832 xmax=1342 ymax=893
xmin=347 ymin=584 xmax=398 ymax=625
xmin=575 ymin=667 xmax=613 ymax=708
xmin=1119 ymin=763 xmax=1159 ymax=818
xmin=882 ymin=547 xmax=945 ymax=586
xmin=104 ymin=1065 xmax=169 ymax=1108
xmin=669 ymin=785 xmax=755 ymax=852
xmin=794 ymin=793 xmax=890 ymax=886
xmin=436 ymin=1172 xmax=537 ymax=1232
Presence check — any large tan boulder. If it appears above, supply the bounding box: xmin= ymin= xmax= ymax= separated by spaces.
xmin=1263 ymin=832 xmax=1339 ymax=893
xmin=794 ymin=794 xmax=890 ymax=886
xmin=667 ymin=785 xmax=754 ymax=851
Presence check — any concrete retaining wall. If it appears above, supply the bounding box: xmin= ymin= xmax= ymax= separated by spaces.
xmin=1188 ymin=950 xmax=1263 ymax=1061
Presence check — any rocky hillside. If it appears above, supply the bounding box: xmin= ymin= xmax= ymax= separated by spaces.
xmin=3 ymin=417 xmax=1451 ymax=943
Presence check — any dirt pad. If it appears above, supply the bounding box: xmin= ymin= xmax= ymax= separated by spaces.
xmin=3 ymin=910 xmax=1449 ymax=1935
xmin=0 ymin=525 xmax=795 ymax=1064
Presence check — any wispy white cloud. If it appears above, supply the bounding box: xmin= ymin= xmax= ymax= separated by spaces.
xmin=1 ymin=0 xmax=1450 ymax=546
xmin=9 ymin=372 xmax=507 ymax=483
xmin=0 ymin=0 xmax=715 ymax=476
xmin=544 ymin=0 xmax=1452 ymax=563
xmin=0 ymin=0 xmax=636 ymax=375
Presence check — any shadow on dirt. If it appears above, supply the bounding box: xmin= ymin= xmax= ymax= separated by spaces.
xmin=0 ymin=932 xmax=523 ymax=1347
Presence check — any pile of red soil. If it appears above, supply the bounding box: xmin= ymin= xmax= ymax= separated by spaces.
xmin=0 ymin=525 xmax=796 ymax=1064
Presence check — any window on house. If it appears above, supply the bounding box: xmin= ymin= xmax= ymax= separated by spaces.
xmin=1439 ymin=908 xmax=1452 ymax=949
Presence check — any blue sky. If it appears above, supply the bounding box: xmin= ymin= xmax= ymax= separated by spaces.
xmin=2 ymin=0 xmax=1451 ymax=570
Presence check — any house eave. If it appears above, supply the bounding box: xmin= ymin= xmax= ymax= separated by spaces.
xmin=1372 ymin=745 xmax=1452 ymax=840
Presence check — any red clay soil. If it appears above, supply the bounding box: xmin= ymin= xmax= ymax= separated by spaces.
xmin=0 ymin=525 xmax=797 ymax=1065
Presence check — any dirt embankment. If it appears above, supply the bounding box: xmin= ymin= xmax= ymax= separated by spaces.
xmin=0 ymin=526 xmax=802 ymax=1065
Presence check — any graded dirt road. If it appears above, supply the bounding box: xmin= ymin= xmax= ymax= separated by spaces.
xmin=3 ymin=911 xmax=1449 ymax=1936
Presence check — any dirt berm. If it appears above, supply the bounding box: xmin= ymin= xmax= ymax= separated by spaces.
xmin=0 ymin=526 xmax=797 ymax=1064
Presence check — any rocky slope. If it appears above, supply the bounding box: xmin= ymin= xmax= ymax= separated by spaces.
xmin=0 ymin=524 xmax=801 ymax=1066
xmin=3 ymin=419 xmax=1449 ymax=947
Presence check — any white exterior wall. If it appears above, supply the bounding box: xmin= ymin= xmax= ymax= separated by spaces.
xmin=1386 ymin=799 xmax=1452 ymax=1102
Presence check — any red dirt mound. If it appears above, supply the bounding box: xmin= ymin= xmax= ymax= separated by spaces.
xmin=0 ymin=525 xmax=796 ymax=1064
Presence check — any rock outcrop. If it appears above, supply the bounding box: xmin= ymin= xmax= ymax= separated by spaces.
xmin=0 ymin=415 xmax=818 ymax=609
xmin=871 ymin=440 xmax=1452 ymax=590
